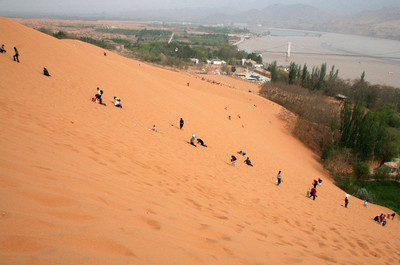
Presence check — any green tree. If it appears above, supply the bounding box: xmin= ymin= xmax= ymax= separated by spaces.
xmin=288 ymin=62 xmax=297 ymax=85
xmin=339 ymin=101 xmax=365 ymax=148
xmin=268 ymin=61 xmax=278 ymax=82
xmin=301 ymin=63 xmax=309 ymax=87
xmin=361 ymin=71 xmax=366 ymax=82
xmin=355 ymin=112 xmax=379 ymax=160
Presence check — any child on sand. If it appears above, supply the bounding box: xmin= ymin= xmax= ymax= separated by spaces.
xmin=392 ymin=213 xmax=396 ymax=220
xmin=0 ymin=44 xmax=6 ymax=54
xmin=307 ymin=188 xmax=310 ymax=197
xmin=277 ymin=171 xmax=282 ymax=186
xmin=244 ymin=157 xmax=253 ymax=167
xmin=231 ymin=155 xmax=237 ymax=167
xmin=43 ymin=67 xmax=51 ymax=77
xmin=114 ymin=97 xmax=122 ymax=108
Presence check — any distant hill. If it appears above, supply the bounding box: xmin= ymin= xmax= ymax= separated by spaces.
xmin=327 ymin=8 xmax=400 ymax=40
xmin=200 ymin=4 xmax=400 ymax=40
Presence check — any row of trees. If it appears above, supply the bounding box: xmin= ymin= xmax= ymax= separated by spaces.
xmin=267 ymin=61 xmax=400 ymax=112
xmin=332 ymin=102 xmax=400 ymax=164
xmin=263 ymin=60 xmax=400 ymax=171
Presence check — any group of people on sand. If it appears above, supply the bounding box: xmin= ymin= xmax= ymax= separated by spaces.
xmin=373 ymin=213 xmax=396 ymax=227
xmin=1 ymin=43 xmax=54 ymax=77
xmin=1 ymin=44 xmax=20 ymax=63
xmin=307 ymin=178 xmax=323 ymax=200
xmin=189 ymin=134 xmax=207 ymax=147
xmin=231 ymin=150 xmax=253 ymax=167
xmin=91 ymin=88 xmax=122 ymax=108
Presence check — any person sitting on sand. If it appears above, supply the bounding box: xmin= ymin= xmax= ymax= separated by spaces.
xmin=277 ymin=170 xmax=282 ymax=186
xmin=0 ymin=44 xmax=6 ymax=54
xmin=318 ymin=178 xmax=323 ymax=185
xmin=190 ymin=134 xmax=197 ymax=147
xmin=231 ymin=155 xmax=237 ymax=167
xmin=244 ymin=157 xmax=253 ymax=167
xmin=237 ymin=150 xmax=246 ymax=156
xmin=382 ymin=215 xmax=387 ymax=226
xmin=43 ymin=67 xmax=51 ymax=77
xmin=152 ymin=125 xmax=158 ymax=132
xmin=197 ymin=138 xmax=207 ymax=147
xmin=114 ymin=97 xmax=122 ymax=108
xmin=309 ymin=187 xmax=317 ymax=200
xmin=373 ymin=216 xmax=379 ymax=222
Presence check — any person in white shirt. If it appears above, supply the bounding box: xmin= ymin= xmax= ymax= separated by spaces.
xmin=114 ymin=97 xmax=122 ymax=108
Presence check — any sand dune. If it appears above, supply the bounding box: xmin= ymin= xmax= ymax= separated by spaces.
xmin=0 ymin=17 xmax=399 ymax=265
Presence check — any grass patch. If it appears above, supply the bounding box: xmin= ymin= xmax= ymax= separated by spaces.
xmin=357 ymin=180 xmax=400 ymax=214
xmin=336 ymin=178 xmax=400 ymax=213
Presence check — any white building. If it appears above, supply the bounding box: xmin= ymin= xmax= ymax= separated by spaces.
xmin=190 ymin=58 xmax=199 ymax=64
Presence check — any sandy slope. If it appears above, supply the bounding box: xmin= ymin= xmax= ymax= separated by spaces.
xmin=0 ymin=17 xmax=399 ymax=265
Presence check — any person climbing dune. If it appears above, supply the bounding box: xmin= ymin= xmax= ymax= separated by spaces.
xmin=43 ymin=67 xmax=51 ymax=77
xmin=244 ymin=157 xmax=253 ymax=167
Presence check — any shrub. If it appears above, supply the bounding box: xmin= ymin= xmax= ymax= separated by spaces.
xmin=353 ymin=161 xmax=370 ymax=179
xmin=353 ymin=187 xmax=375 ymax=202
xmin=374 ymin=166 xmax=391 ymax=181
xmin=335 ymin=177 xmax=359 ymax=194
xmin=37 ymin=27 xmax=53 ymax=36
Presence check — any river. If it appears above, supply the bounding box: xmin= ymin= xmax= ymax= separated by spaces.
xmin=238 ymin=28 xmax=400 ymax=88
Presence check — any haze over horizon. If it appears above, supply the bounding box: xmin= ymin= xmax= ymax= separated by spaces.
xmin=1 ymin=0 xmax=400 ymax=17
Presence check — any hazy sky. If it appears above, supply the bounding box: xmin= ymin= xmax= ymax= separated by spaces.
xmin=1 ymin=0 xmax=399 ymax=15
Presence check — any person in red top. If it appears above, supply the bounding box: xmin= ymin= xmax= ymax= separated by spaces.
xmin=309 ymin=187 xmax=317 ymax=200
xmin=379 ymin=213 xmax=384 ymax=224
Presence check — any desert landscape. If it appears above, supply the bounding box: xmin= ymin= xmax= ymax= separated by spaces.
xmin=1 ymin=17 xmax=400 ymax=265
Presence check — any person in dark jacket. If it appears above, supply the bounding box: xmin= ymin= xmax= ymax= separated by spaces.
xmin=277 ymin=171 xmax=282 ymax=186
xmin=43 ymin=67 xmax=51 ymax=76
xmin=197 ymin=138 xmax=207 ymax=147
xmin=244 ymin=157 xmax=253 ymax=167
xmin=0 ymin=44 xmax=6 ymax=54
xmin=180 ymin=118 xmax=184 ymax=129
xmin=231 ymin=155 xmax=237 ymax=167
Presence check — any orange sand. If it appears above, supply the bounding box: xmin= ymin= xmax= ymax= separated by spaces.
xmin=0 ymin=17 xmax=399 ymax=265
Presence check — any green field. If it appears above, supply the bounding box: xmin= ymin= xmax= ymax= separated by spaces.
xmin=357 ymin=180 xmax=400 ymax=214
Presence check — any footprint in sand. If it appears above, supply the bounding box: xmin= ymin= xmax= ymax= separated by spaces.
xmin=144 ymin=218 xmax=161 ymax=230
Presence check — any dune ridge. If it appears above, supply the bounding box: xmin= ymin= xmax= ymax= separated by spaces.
xmin=0 ymin=17 xmax=399 ymax=265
